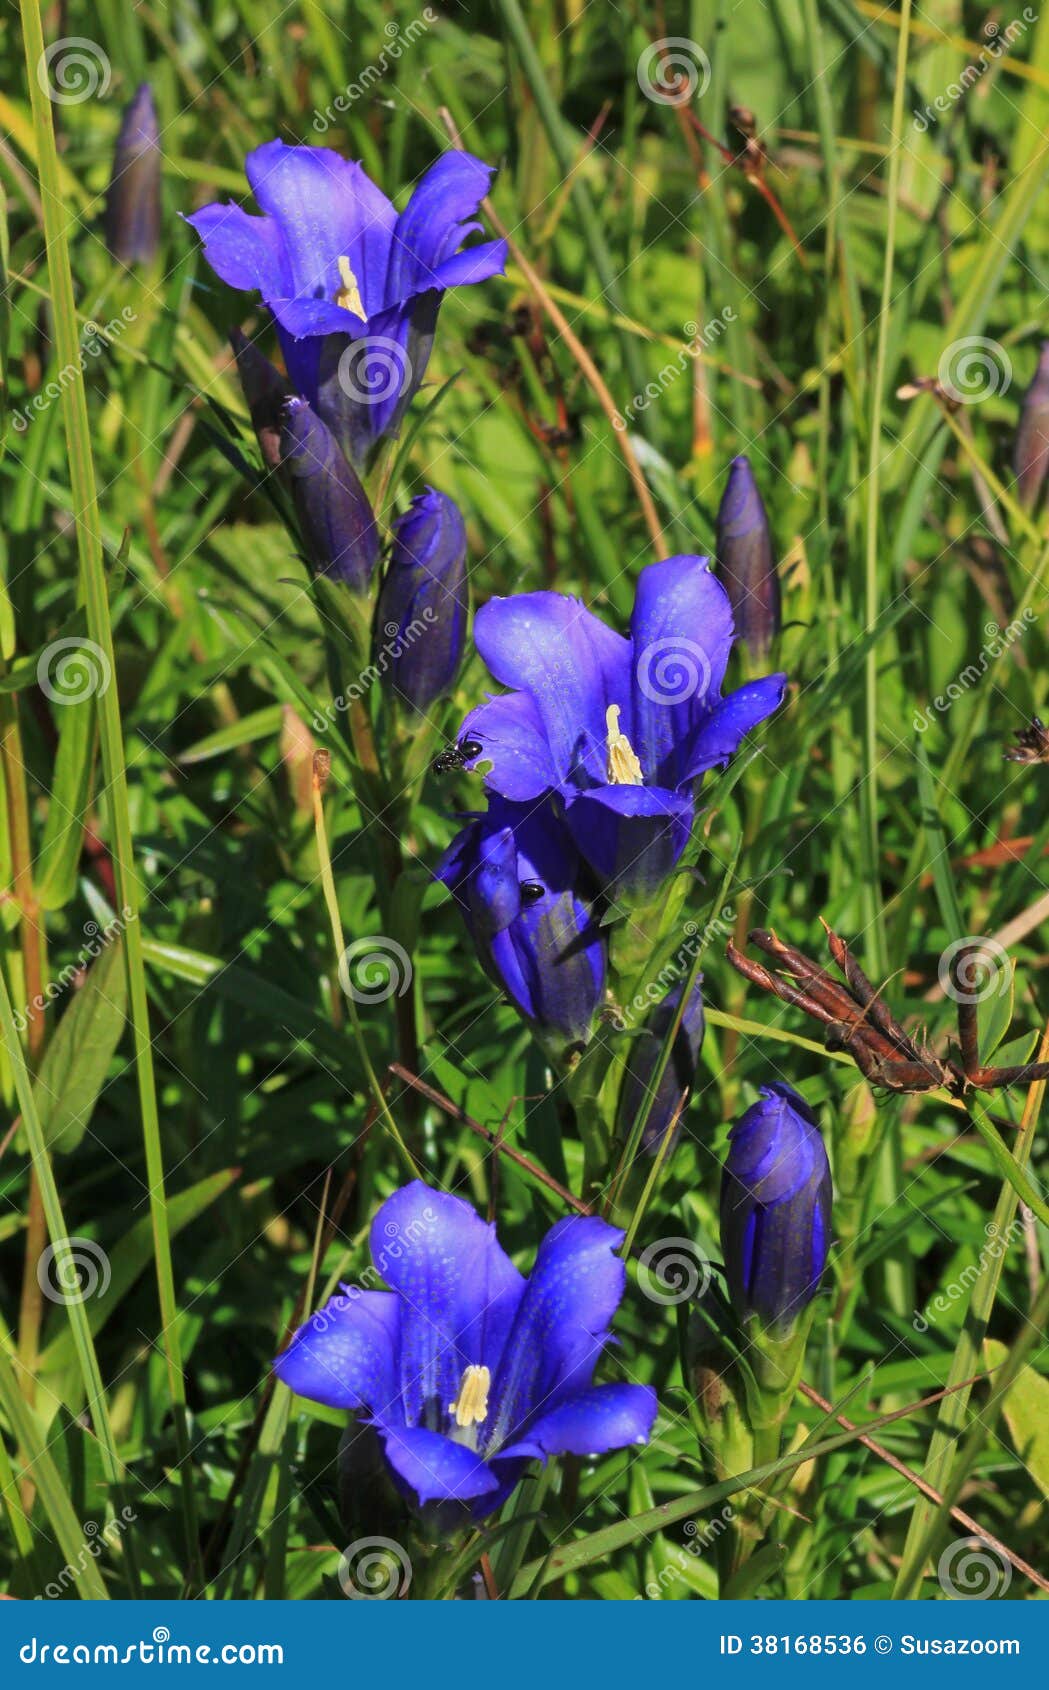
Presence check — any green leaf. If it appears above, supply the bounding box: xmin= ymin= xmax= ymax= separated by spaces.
xmin=31 ymin=934 xmax=127 ymax=1154
xmin=984 ymin=1339 xmax=1049 ymax=1503
xmin=178 ymin=703 xmax=284 ymax=765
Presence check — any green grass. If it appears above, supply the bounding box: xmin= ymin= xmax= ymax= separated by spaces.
xmin=1 ymin=0 xmax=1048 ymax=1601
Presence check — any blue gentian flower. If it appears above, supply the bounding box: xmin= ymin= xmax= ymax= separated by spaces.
xmin=1014 ymin=340 xmax=1049 ymax=509
xmin=720 ymin=1083 xmax=831 ymax=1335
xmin=230 ymin=328 xmax=287 ymax=470
xmin=187 ymin=142 xmax=507 ymax=463
xmin=280 ymin=396 xmax=379 ymax=591
xmin=377 ymin=488 xmax=468 ymax=714
xmin=715 ymin=456 xmax=781 ymax=660
xmin=457 ymin=556 xmax=786 ymax=901
xmin=618 ymin=977 xmax=705 ymax=1152
xmin=436 ymin=796 xmax=605 ymax=1059
xmin=274 ymin=1181 xmax=657 ymax=1519
xmin=105 ymin=82 xmax=161 ymax=265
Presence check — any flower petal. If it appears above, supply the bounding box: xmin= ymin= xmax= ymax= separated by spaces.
xmin=474 ymin=592 xmax=631 ymax=788
xmin=370 ymin=1183 xmax=524 ymax=1431
xmin=459 ymin=692 xmax=560 ymax=801
xmin=430 ymin=238 xmax=509 ymax=291
xmin=680 ymin=674 xmax=786 ymax=784
xmin=566 ymin=783 xmax=693 ymax=900
xmin=185 ymin=202 xmax=289 ymax=300
xmin=498 ymin=1383 xmax=657 ymax=1461
xmin=273 ymin=1290 xmax=400 ymax=1414
xmin=246 ymin=139 xmax=396 ymax=323
xmin=486 ymin=1216 xmax=627 ymax=1447
xmin=629 ymin=556 xmax=734 ymax=787
xmin=386 ymin=152 xmax=498 ymax=300
xmin=375 ymin=1423 xmax=500 ymax=1506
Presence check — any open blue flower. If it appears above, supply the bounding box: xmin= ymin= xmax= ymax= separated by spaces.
xmin=436 ymin=796 xmax=605 ymax=1060
xmin=458 ymin=556 xmax=786 ymax=900
xmin=274 ymin=1182 xmax=657 ymax=1519
xmin=187 ymin=142 xmax=507 ymax=461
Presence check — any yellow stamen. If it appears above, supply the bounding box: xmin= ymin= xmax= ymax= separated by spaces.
xmin=334 ymin=256 xmax=365 ymax=317
xmin=448 ymin=1364 xmax=491 ymax=1429
xmin=605 ymin=704 xmax=643 ymax=785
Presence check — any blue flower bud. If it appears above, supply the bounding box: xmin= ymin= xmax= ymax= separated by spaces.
xmin=105 ymin=83 xmax=161 ymax=265
xmin=618 ymin=978 xmax=705 ymax=1152
xmin=230 ymin=329 xmax=287 ymax=471
xmin=376 ymin=488 xmax=468 ymax=713
xmin=280 ymin=397 xmax=379 ymax=592
xmin=715 ymin=456 xmax=781 ymax=659
xmin=720 ymin=1083 xmax=831 ymax=1334
xmin=436 ymin=797 xmax=605 ymax=1060
xmin=1014 ymin=341 xmax=1049 ymax=510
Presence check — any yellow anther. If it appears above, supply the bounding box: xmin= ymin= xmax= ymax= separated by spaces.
xmin=334 ymin=256 xmax=365 ymax=318
xmin=605 ymin=704 xmax=643 ymax=785
xmin=448 ymin=1364 xmax=491 ymax=1429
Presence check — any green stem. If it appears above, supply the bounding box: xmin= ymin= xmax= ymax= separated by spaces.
xmin=18 ymin=0 xmax=202 ymax=1591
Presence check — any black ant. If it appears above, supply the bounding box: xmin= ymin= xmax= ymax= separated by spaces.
xmin=431 ymin=734 xmax=485 ymax=777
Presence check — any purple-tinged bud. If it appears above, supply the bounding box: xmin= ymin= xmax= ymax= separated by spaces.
xmin=105 ymin=83 xmax=161 ymax=265
xmin=230 ymin=329 xmax=287 ymax=471
xmin=375 ymin=488 xmax=467 ymax=714
xmin=618 ymin=978 xmax=705 ymax=1153
xmin=1013 ymin=341 xmax=1049 ymax=510
xmin=280 ymin=397 xmax=379 ymax=592
xmin=715 ymin=456 xmax=781 ymax=660
xmin=720 ymin=1083 xmax=831 ymax=1336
